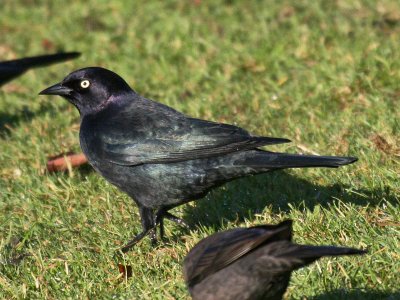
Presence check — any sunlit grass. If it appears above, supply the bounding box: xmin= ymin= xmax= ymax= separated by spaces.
xmin=1 ymin=0 xmax=399 ymax=299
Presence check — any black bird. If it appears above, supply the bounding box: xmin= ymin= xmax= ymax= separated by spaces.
xmin=0 ymin=52 xmax=80 ymax=86
xmin=39 ymin=67 xmax=357 ymax=252
xmin=183 ymin=220 xmax=366 ymax=300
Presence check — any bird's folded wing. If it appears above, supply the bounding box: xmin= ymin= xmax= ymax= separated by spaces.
xmin=96 ymin=110 xmax=290 ymax=166
xmin=184 ymin=221 xmax=292 ymax=287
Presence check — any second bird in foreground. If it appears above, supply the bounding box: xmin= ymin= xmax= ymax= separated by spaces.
xmin=40 ymin=67 xmax=357 ymax=252
xmin=184 ymin=220 xmax=366 ymax=300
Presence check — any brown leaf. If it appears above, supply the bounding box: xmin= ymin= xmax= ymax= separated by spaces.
xmin=41 ymin=39 xmax=55 ymax=51
xmin=118 ymin=264 xmax=133 ymax=278
xmin=370 ymin=134 xmax=392 ymax=154
xmin=242 ymin=59 xmax=266 ymax=73
xmin=278 ymin=6 xmax=295 ymax=21
xmin=383 ymin=11 xmax=400 ymax=26
xmin=46 ymin=152 xmax=88 ymax=172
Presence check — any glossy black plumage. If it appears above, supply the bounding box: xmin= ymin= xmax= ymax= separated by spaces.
xmin=184 ymin=220 xmax=366 ymax=300
xmin=40 ymin=67 xmax=358 ymax=252
xmin=0 ymin=52 xmax=80 ymax=86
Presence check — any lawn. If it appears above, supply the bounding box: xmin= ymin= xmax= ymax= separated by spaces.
xmin=0 ymin=0 xmax=399 ymax=299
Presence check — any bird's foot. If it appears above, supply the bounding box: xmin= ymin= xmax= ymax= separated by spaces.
xmin=155 ymin=209 xmax=190 ymax=241
xmin=121 ymin=227 xmax=156 ymax=253
xmin=120 ymin=209 xmax=189 ymax=252
xmin=156 ymin=210 xmax=189 ymax=228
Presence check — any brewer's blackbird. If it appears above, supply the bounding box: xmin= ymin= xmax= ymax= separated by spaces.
xmin=183 ymin=220 xmax=366 ymax=300
xmin=39 ymin=67 xmax=357 ymax=252
xmin=0 ymin=52 xmax=80 ymax=86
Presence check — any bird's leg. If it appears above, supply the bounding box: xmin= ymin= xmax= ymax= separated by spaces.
xmin=163 ymin=211 xmax=189 ymax=228
xmin=121 ymin=206 xmax=155 ymax=253
xmin=149 ymin=227 xmax=157 ymax=246
xmin=155 ymin=208 xmax=166 ymax=241
xmin=158 ymin=216 xmax=165 ymax=241
xmin=155 ymin=207 xmax=190 ymax=241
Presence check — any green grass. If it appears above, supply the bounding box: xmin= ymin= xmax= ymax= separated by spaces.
xmin=1 ymin=0 xmax=399 ymax=299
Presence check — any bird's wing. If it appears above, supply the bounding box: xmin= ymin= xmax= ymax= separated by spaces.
xmin=91 ymin=99 xmax=290 ymax=166
xmin=183 ymin=220 xmax=292 ymax=287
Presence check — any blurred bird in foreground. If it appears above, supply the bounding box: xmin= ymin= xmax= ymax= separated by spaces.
xmin=40 ymin=67 xmax=357 ymax=252
xmin=0 ymin=52 xmax=80 ymax=86
xmin=184 ymin=220 xmax=366 ymax=300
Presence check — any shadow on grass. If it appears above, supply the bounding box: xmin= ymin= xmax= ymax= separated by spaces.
xmin=182 ymin=171 xmax=398 ymax=230
xmin=309 ymin=289 xmax=400 ymax=300
xmin=55 ymin=159 xmax=397 ymax=243
xmin=0 ymin=103 xmax=55 ymax=136
xmin=71 ymin=161 xmax=93 ymax=175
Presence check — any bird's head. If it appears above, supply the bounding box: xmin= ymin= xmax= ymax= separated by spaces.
xmin=39 ymin=67 xmax=133 ymax=115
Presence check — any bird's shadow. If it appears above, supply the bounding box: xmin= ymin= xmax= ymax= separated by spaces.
xmin=0 ymin=101 xmax=55 ymax=136
xmin=308 ymin=289 xmax=399 ymax=300
xmin=0 ymin=108 xmax=33 ymax=135
xmin=180 ymin=170 xmax=398 ymax=230
xmin=67 ymin=166 xmax=397 ymax=243
xmin=48 ymin=158 xmax=398 ymax=246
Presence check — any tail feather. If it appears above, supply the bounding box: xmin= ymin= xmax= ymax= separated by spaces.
xmin=237 ymin=150 xmax=358 ymax=169
xmin=2 ymin=52 xmax=81 ymax=69
xmin=278 ymin=244 xmax=367 ymax=269
xmin=284 ymin=245 xmax=367 ymax=260
xmin=0 ymin=52 xmax=80 ymax=86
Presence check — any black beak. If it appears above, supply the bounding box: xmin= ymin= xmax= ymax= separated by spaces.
xmin=39 ymin=82 xmax=73 ymax=96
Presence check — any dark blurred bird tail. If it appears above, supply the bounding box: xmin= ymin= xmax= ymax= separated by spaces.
xmin=3 ymin=52 xmax=81 ymax=69
xmin=278 ymin=244 xmax=367 ymax=270
xmin=238 ymin=150 xmax=357 ymax=170
xmin=289 ymin=245 xmax=367 ymax=260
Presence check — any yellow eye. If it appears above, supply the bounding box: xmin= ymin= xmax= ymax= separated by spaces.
xmin=80 ymin=80 xmax=90 ymax=89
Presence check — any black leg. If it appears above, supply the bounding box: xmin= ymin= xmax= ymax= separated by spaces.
xmin=121 ymin=231 xmax=150 ymax=253
xmin=158 ymin=217 xmax=165 ymax=241
xmin=149 ymin=228 xmax=157 ymax=246
xmin=121 ymin=206 xmax=155 ymax=253
xmin=163 ymin=211 xmax=189 ymax=228
xmin=155 ymin=207 xmax=190 ymax=241
xmin=155 ymin=208 xmax=166 ymax=240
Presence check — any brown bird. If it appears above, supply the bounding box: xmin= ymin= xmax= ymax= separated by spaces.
xmin=184 ymin=220 xmax=366 ymax=300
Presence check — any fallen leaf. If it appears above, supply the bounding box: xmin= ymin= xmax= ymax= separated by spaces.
xmin=46 ymin=152 xmax=88 ymax=172
xmin=118 ymin=264 xmax=133 ymax=279
xmin=41 ymin=39 xmax=55 ymax=51
xmin=370 ymin=134 xmax=392 ymax=154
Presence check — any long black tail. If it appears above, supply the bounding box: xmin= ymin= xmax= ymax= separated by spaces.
xmin=0 ymin=52 xmax=80 ymax=86
xmin=237 ymin=150 xmax=357 ymax=169
xmin=278 ymin=243 xmax=367 ymax=269
xmin=1 ymin=52 xmax=80 ymax=69
xmin=284 ymin=244 xmax=367 ymax=259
